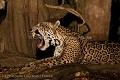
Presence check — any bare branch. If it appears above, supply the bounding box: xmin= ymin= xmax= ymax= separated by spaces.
xmin=45 ymin=4 xmax=85 ymax=27
xmin=60 ymin=0 xmax=64 ymax=6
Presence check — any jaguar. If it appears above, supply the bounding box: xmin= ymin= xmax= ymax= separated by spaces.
xmin=29 ymin=20 xmax=120 ymax=71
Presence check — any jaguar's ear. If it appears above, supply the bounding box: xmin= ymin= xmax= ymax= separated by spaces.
xmin=52 ymin=20 xmax=60 ymax=33
xmin=54 ymin=20 xmax=60 ymax=28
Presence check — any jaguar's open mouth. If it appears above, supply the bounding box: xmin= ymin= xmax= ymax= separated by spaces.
xmin=37 ymin=38 xmax=45 ymax=49
xmin=34 ymin=34 xmax=45 ymax=49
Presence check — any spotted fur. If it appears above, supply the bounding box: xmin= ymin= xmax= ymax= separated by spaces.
xmin=30 ymin=20 xmax=120 ymax=70
xmin=81 ymin=41 xmax=120 ymax=64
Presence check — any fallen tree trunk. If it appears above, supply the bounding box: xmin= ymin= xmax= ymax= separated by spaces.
xmin=0 ymin=60 xmax=120 ymax=80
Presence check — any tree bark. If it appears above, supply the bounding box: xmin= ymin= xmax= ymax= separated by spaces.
xmin=77 ymin=0 xmax=112 ymax=40
xmin=0 ymin=0 xmax=49 ymax=57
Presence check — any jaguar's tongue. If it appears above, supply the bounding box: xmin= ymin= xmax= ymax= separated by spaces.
xmin=37 ymin=39 xmax=43 ymax=49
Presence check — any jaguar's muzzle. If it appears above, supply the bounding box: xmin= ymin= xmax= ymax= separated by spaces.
xmin=31 ymin=29 xmax=45 ymax=49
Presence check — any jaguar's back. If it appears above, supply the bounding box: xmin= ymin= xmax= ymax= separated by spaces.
xmin=81 ymin=41 xmax=120 ymax=65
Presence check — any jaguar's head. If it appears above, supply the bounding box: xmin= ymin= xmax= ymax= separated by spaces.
xmin=31 ymin=20 xmax=60 ymax=51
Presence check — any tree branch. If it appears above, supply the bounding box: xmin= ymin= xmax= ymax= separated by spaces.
xmin=45 ymin=4 xmax=85 ymax=27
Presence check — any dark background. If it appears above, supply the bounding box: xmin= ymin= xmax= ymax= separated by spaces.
xmin=109 ymin=0 xmax=120 ymax=42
